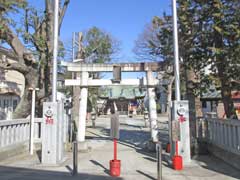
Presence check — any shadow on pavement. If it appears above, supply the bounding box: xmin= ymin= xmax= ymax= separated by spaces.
xmin=97 ymin=127 xmax=173 ymax=165
xmin=136 ymin=170 xmax=156 ymax=180
xmin=157 ymin=131 xmax=169 ymax=146
xmin=0 ymin=165 xmax=123 ymax=180
xmin=65 ymin=165 xmax=73 ymax=174
xmin=142 ymin=156 xmax=171 ymax=168
xmin=89 ymin=123 xmax=240 ymax=179
xmin=90 ymin=160 xmax=110 ymax=175
xmin=36 ymin=150 xmax=42 ymax=163
xmin=100 ymin=127 xmax=173 ymax=169
xmin=119 ymin=123 xmax=145 ymax=128
xmin=193 ymin=155 xmax=240 ymax=179
xmin=86 ymin=130 xmax=110 ymax=141
xmin=101 ymin=128 xmax=151 ymax=149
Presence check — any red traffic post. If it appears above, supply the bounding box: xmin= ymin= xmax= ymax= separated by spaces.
xmin=171 ymin=120 xmax=183 ymax=170
xmin=109 ymin=106 xmax=121 ymax=177
xmin=172 ymin=141 xmax=183 ymax=170
xmin=110 ymin=138 xmax=121 ymax=177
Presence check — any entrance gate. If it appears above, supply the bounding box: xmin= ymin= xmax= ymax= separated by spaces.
xmin=62 ymin=61 xmax=164 ymax=144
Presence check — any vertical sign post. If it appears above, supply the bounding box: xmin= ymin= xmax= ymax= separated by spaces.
xmin=171 ymin=101 xmax=191 ymax=169
xmin=42 ymin=102 xmax=60 ymax=164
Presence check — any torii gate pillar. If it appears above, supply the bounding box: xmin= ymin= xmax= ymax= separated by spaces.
xmin=78 ymin=71 xmax=89 ymax=142
xmin=146 ymin=71 xmax=158 ymax=142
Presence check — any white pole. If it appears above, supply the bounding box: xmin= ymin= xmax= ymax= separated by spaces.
xmin=52 ymin=0 xmax=59 ymax=102
xmin=30 ymin=89 xmax=36 ymax=155
xmin=172 ymin=0 xmax=181 ymax=101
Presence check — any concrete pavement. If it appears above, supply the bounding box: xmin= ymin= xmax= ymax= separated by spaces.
xmin=0 ymin=116 xmax=239 ymax=180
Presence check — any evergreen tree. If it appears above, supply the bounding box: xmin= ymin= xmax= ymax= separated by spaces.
xmin=134 ymin=0 xmax=240 ymax=118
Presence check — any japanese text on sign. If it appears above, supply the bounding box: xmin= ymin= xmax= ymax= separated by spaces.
xmin=46 ymin=117 xmax=54 ymax=125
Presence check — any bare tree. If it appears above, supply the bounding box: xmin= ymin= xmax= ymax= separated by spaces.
xmin=0 ymin=0 xmax=70 ymax=118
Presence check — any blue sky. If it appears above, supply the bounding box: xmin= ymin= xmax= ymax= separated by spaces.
xmin=60 ymin=0 xmax=171 ymax=62
xmin=29 ymin=0 xmax=171 ymax=79
xmin=61 ymin=0 xmax=171 ymax=61
xmin=11 ymin=1 xmax=172 ymax=63
xmin=60 ymin=0 xmax=171 ymax=78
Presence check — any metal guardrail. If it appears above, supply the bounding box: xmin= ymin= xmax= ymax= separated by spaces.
xmin=197 ymin=117 xmax=240 ymax=155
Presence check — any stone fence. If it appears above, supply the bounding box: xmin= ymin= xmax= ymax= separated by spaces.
xmin=0 ymin=118 xmax=42 ymax=149
xmin=197 ymin=118 xmax=240 ymax=169
xmin=197 ymin=118 xmax=240 ymax=155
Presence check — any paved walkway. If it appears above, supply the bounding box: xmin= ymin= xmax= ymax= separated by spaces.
xmin=0 ymin=116 xmax=239 ymax=180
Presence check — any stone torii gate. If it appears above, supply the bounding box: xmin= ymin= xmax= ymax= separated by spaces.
xmin=62 ymin=61 xmax=164 ymax=145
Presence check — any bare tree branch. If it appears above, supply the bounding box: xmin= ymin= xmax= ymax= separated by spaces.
xmin=0 ymin=21 xmax=26 ymax=64
xmin=0 ymin=62 xmax=28 ymax=74
xmin=59 ymin=0 xmax=70 ymax=32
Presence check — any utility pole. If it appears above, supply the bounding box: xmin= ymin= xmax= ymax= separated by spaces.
xmin=172 ymin=0 xmax=180 ymax=101
xmin=52 ymin=0 xmax=59 ymax=102
xmin=170 ymin=0 xmax=191 ymax=169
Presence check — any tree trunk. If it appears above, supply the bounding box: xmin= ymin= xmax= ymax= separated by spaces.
xmin=13 ymin=68 xmax=38 ymax=118
xmin=214 ymin=29 xmax=237 ymax=119
xmin=185 ymin=69 xmax=202 ymax=141
xmin=13 ymin=87 xmax=32 ymax=119
xmin=166 ymin=77 xmax=174 ymax=114
xmin=218 ymin=70 xmax=236 ymax=119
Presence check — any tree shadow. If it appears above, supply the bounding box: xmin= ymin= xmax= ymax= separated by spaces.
xmin=136 ymin=170 xmax=156 ymax=180
xmin=65 ymin=165 xmax=73 ymax=174
xmin=0 ymin=165 xmax=123 ymax=180
xmin=119 ymin=123 xmax=145 ymax=129
xmin=86 ymin=120 xmax=240 ymax=179
xmin=100 ymin=128 xmax=151 ymax=149
xmin=90 ymin=160 xmax=110 ymax=175
xmin=36 ymin=150 xmax=42 ymax=163
xmin=193 ymin=155 xmax=240 ymax=179
xmin=99 ymin=127 xmax=172 ymax=167
xmin=142 ymin=156 xmax=156 ymax=162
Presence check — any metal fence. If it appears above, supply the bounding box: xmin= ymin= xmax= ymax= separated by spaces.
xmin=197 ymin=118 xmax=240 ymax=155
xmin=0 ymin=118 xmax=42 ymax=148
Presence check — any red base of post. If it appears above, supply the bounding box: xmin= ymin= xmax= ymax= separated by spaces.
xmin=110 ymin=159 xmax=121 ymax=177
xmin=110 ymin=138 xmax=121 ymax=177
xmin=172 ymin=155 xmax=183 ymax=170
xmin=172 ymin=141 xmax=183 ymax=170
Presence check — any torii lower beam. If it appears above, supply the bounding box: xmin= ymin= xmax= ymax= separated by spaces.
xmin=65 ymin=78 xmax=158 ymax=87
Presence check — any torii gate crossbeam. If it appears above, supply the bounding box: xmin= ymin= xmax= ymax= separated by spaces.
xmin=61 ymin=61 xmax=165 ymax=72
xmin=62 ymin=61 xmax=163 ymax=147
